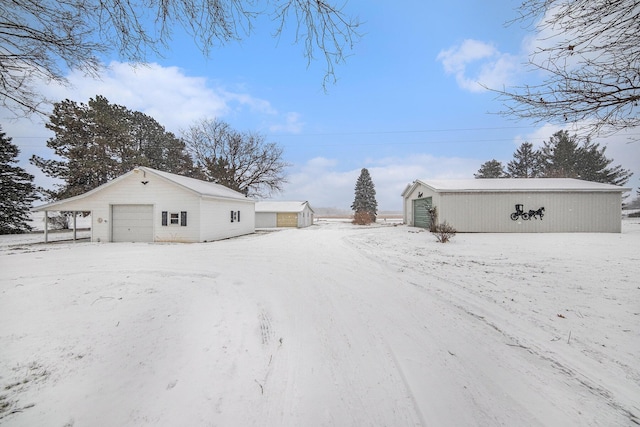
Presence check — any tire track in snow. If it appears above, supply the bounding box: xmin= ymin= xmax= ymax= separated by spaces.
xmin=346 ymin=225 xmax=640 ymax=426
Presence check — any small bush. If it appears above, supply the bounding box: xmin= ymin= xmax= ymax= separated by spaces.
xmin=48 ymin=213 xmax=70 ymax=230
xmin=352 ymin=211 xmax=375 ymax=225
xmin=432 ymin=222 xmax=456 ymax=243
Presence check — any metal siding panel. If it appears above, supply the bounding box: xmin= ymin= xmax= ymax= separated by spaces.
xmin=255 ymin=213 xmax=277 ymax=228
xmin=437 ymin=191 xmax=621 ymax=232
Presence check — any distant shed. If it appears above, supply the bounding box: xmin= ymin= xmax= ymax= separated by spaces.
xmin=401 ymin=178 xmax=630 ymax=233
xmin=255 ymin=201 xmax=315 ymax=228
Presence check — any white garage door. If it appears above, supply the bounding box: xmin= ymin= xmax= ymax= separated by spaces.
xmin=112 ymin=205 xmax=154 ymax=242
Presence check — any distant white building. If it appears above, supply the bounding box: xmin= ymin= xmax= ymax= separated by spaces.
xmin=401 ymin=178 xmax=630 ymax=233
xmin=255 ymin=201 xmax=315 ymax=228
xmin=32 ymin=167 xmax=255 ymax=243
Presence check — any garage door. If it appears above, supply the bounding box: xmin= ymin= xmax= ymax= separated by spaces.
xmin=112 ymin=205 xmax=154 ymax=242
xmin=413 ymin=198 xmax=433 ymax=229
xmin=276 ymin=212 xmax=298 ymax=227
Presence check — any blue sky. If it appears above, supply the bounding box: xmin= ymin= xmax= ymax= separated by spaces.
xmin=3 ymin=0 xmax=639 ymax=211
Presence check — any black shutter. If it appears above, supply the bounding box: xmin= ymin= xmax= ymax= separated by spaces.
xmin=237 ymin=210 xmax=241 ymax=222
xmin=181 ymin=211 xmax=187 ymax=226
xmin=230 ymin=210 xmax=234 ymax=222
xmin=162 ymin=211 xmax=168 ymax=226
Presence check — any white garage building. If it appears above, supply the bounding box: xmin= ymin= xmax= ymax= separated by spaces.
xmin=255 ymin=201 xmax=315 ymax=228
xmin=402 ymin=178 xmax=630 ymax=233
xmin=33 ymin=167 xmax=255 ymax=242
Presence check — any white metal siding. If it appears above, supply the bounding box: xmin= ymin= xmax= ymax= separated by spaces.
xmin=438 ymin=191 xmax=622 ymax=233
xmin=255 ymin=212 xmax=277 ymax=228
xmin=111 ymin=205 xmax=154 ymax=242
xmin=403 ymin=182 xmax=622 ymax=233
xmin=299 ymin=206 xmax=314 ymax=227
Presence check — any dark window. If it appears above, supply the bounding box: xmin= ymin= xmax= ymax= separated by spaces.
xmin=181 ymin=211 xmax=187 ymax=226
xmin=230 ymin=210 xmax=234 ymax=222
xmin=170 ymin=212 xmax=179 ymax=225
xmin=162 ymin=211 xmax=168 ymax=226
xmin=237 ymin=210 xmax=241 ymax=222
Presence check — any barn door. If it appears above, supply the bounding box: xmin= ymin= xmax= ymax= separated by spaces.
xmin=413 ymin=197 xmax=432 ymax=229
xmin=277 ymin=213 xmax=298 ymax=227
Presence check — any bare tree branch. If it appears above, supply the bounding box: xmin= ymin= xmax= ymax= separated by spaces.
xmin=1 ymin=0 xmax=361 ymax=116
xmin=182 ymin=118 xmax=290 ymax=198
xmin=491 ymin=0 xmax=640 ymax=138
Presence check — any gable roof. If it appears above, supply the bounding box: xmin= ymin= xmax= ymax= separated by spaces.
xmin=403 ymin=178 xmax=630 ymax=197
xmin=148 ymin=168 xmax=250 ymax=200
xmin=33 ymin=167 xmax=252 ymax=211
xmin=255 ymin=201 xmax=314 ymax=213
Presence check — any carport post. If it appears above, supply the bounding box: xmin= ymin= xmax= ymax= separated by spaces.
xmin=73 ymin=211 xmax=77 ymax=241
xmin=44 ymin=211 xmax=48 ymax=243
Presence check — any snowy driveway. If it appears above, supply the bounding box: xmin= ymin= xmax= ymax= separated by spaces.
xmin=1 ymin=220 xmax=639 ymax=426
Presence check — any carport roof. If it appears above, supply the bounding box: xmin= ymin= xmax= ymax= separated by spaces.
xmin=402 ymin=178 xmax=631 ymax=196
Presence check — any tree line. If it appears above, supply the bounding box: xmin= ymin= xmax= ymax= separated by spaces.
xmin=1 ymin=95 xmax=289 ymax=234
xmin=475 ymin=130 xmax=633 ymax=186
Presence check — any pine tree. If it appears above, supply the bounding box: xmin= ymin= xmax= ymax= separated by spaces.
xmin=0 ymin=126 xmax=37 ymax=234
xmin=540 ymin=130 xmax=632 ymax=185
xmin=577 ymin=139 xmax=632 ymax=186
xmin=474 ymin=159 xmax=505 ymax=178
xmin=539 ymin=131 xmax=581 ymax=178
xmin=30 ymin=95 xmax=194 ymax=200
xmin=506 ymin=142 xmax=542 ymax=178
xmin=351 ymin=168 xmax=378 ymax=224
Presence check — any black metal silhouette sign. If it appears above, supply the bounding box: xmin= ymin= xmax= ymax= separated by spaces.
xmin=510 ymin=204 xmax=545 ymax=221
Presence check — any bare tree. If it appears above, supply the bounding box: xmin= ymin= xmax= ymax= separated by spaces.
xmin=1 ymin=0 xmax=361 ymax=116
xmin=492 ymin=0 xmax=640 ymax=138
xmin=183 ymin=118 xmax=290 ymax=197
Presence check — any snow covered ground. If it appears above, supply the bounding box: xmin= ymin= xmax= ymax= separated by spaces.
xmin=1 ymin=219 xmax=639 ymax=426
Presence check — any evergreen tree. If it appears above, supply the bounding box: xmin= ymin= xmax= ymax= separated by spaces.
xmin=540 ymin=130 xmax=632 ymax=185
xmin=30 ymin=95 xmax=193 ymax=200
xmin=474 ymin=159 xmax=505 ymax=178
xmin=0 ymin=126 xmax=37 ymax=234
xmin=351 ymin=168 xmax=378 ymax=224
xmin=506 ymin=142 xmax=542 ymax=178
xmin=577 ymin=139 xmax=632 ymax=186
xmin=539 ymin=131 xmax=581 ymax=178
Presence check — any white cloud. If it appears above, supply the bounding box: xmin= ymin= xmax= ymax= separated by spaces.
xmin=437 ymin=39 xmax=520 ymax=92
xmin=513 ymin=123 xmax=563 ymax=149
xmin=28 ymin=61 xmax=301 ymax=135
xmin=269 ymin=112 xmax=304 ymax=134
xmin=275 ymin=154 xmax=480 ymax=211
